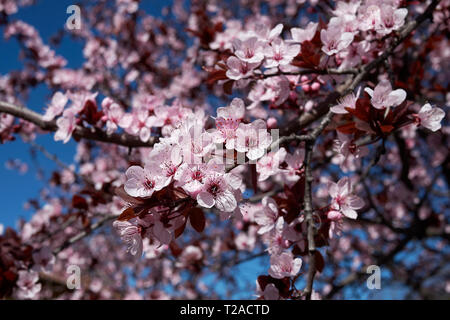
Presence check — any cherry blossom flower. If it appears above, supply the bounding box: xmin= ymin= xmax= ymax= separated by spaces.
xmin=257 ymin=148 xmax=287 ymax=181
xmin=376 ymin=5 xmax=408 ymax=35
xmin=101 ymin=97 xmax=126 ymax=134
xmin=364 ymin=79 xmax=407 ymax=109
xmin=235 ymin=226 xmax=257 ymax=251
xmin=16 ymin=270 xmax=42 ymax=299
xmin=327 ymin=177 xmax=364 ymax=219
xmin=113 ymin=219 xmax=143 ymax=257
xmin=260 ymin=283 xmax=280 ymax=300
xmin=248 ymin=76 xmax=290 ymax=109
xmin=320 ymin=27 xmax=354 ymax=56
xmin=213 ymin=98 xmax=245 ymax=149
xmin=416 ymin=103 xmax=445 ymax=132
xmin=216 ymin=97 xmax=245 ymax=120
xmin=359 ymin=5 xmax=382 ymax=31
xmin=282 ymin=148 xmax=305 ymax=187
xmin=254 ymin=197 xmax=279 ymax=234
xmin=233 ymin=37 xmax=265 ymax=63
xmin=54 ymin=109 xmax=76 ymax=143
xmin=263 ymin=38 xmax=300 ymax=69
xmin=226 ymin=56 xmax=259 ymax=80
xmin=32 ymin=247 xmax=55 ymax=273
xmin=149 ymin=143 xmax=183 ymax=185
xmin=264 ymin=217 xmax=290 ymax=256
xmin=196 ymin=170 xmax=242 ymax=213
xmin=333 ymin=132 xmax=369 ymax=172
xmin=330 ymin=89 xmax=360 ymax=114
xmin=176 ymin=245 xmax=203 ymax=267
xmin=175 ymin=163 xmax=210 ymax=196
xmin=332 ymin=0 xmax=360 ymax=17
xmin=123 ymin=107 xmax=152 ymax=142
xmin=42 ymin=91 xmax=67 ymax=121
xmin=178 ymin=124 xmax=214 ymax=164
xmin=124 ymin=164 xmax=167 ymax=198
xmin=235 ymin=119 xmax=272 ymax=161
xmin=288 ymin=22 xmax=318 ymax=43
xmin=268 ymin=251 xmax=302 ymax=279
xmin=140 ymin=211 xmax=182 ymax=246
xmin=254 ymin=23 xmax=283 ymax=43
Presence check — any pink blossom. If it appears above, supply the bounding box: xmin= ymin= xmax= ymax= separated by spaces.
xmin=32 ymin=247 xmax=55 ymax=273
xmin=268 ymin=252 xmax=302 ymax=279
xmin=176 ymin=245 xmax=203 ymax=267
xmin=113 ymin=219 xmax=143 ymax=257
xmin=254 ymin=197 xmax=279 ymax=234
xmin=16 ymin=270 xmax=41 ymax=299
xmin=359 ymin=5 xmax=382 ymax=31
xmin=256 ymin=148 xmax=287 ymax=181
xmin=233 ymin=37 xmax=265 ymax=63
xmin=260 ymin=283 xmax=280 ymax=300
xmin=216 ymin=97 xmax=245 ymax=120
xmin=101 ymin=97 xmax=126 ymax=134
xmin=175 ymin=163 xmax=211 ymax=196
xmin=264 ymin=217 xmax=290 ymax=256
xmin=196 ymin=171 xmax=242 ymax=213
xmin=226 ymin=56 xmax=259 ymax=80
xmin=235 ymin=119 xmax=272 ymax=161
xmin=321 ymin=27 xmax=354 ymax=56
xmin=263 ymin=38 xmax=300 ymax=69
xmin=288 ymin=22 xmax=318 ymax=43
xmin=149 ymin=143 xmax=183 ymax=184
xmin=123 ymin=107 xmax=152 ymax=142
xmin=213 ymin=98 xmax=245 ymax=149
xmin=234 ymin=226 xmax=257 ymax=251
xmin=364 ymin=79 xmax=407 ymax=109
xmin=417 ymin=103 xmax=445 ymax=132
xmin=281 ymin=149 xmax=305 ymax=187
xmin=54 ymin=109 xmax=76 ymax=143
xmin=376 ymin=5 xmax=408 ymax=35
xmin=248 ymin=76 xmax=290 ymax=109
xmin=178 ymin=124 xmax=214 ymax=164
xmin=332 ymin=1 xmax=360 ymax=17
xmin=124 ymin=164 xmax=167 ymax=198
xmin=254 ymin=23 xmax=283 ymax=43
xmin=333 ymin=132 xmax=369 ymax=170
xmin=330 ymin=89 xmax=360 ymax=114
xmin=327 ymin=177 xmax=364 ymax=219
xmin=43 ymin=92 xmax=68 ymax=121
xmin=140 ymin=211 xmax=181 ymax=246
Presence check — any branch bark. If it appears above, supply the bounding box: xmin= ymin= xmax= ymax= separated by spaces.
xmin=0 ymin=100 xmax=157 ymax=148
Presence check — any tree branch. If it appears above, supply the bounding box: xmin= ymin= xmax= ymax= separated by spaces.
xmin=0 ymin=100 xmax=157 ymax=148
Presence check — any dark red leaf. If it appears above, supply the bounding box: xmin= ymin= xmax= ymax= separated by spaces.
xmin=72 ymin=195 xmax=88 ymax=210
xmin=117 ymin=207 xmax=137 ymax=221
xmin=174 ymin=220 xmax=187 ymax=238
xmin=189 ymin=208 xmax=206 ymax=233
xmin=314 ymin=250 xmax=325 ymax=274
xmin=169 ymin=241 xmax=183 ymax=257
xmin=114 ymin=186 xmax=145 ymax=205
xmin=223 ymin=80 xmax=234 ymax=95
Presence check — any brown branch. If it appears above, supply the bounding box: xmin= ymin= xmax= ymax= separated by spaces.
xmin=0 ymin=100 xmax=157 ymax=148
xmin=258 ymin=67 xmax=359 ymax=79
xmin=53 ymin=214 xmax=116 ymax=255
